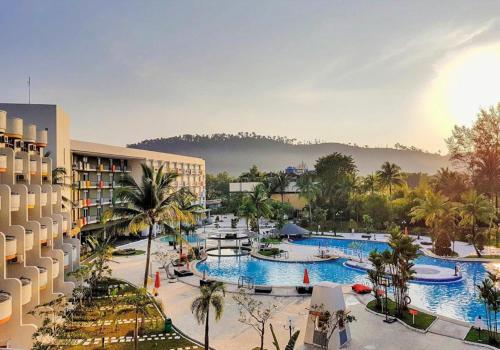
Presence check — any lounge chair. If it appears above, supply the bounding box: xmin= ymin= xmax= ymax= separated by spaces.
xmin=351 ymin=284 xmax=372 ymax=294
xmin=174 ymin=269 xmax=194 ymax=277
xmin=296 ymin=286 xmax=314 ymax=295
xmin=254 ymin=285 xmax=272 ymax=294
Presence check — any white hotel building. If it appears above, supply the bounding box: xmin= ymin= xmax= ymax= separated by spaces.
xmin=0 ymin=103 xmax=205 ymax=348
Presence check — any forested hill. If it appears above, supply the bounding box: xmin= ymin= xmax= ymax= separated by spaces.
xmin=128 ymin=134 xmax=449 ymax=175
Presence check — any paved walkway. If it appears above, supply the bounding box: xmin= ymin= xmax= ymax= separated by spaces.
xmin=109 ymin=238 xmax=483 ymax=350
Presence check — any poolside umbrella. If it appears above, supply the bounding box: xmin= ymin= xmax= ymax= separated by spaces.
xmin=303 ymin=268 xmax=310 ymax=285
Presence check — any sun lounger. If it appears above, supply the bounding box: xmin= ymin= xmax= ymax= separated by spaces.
xmin=254 ymin=285 xmax=272 ymax=294
xmin=174 ymin=269 xmax=194 ymax=277
xmin=296 ymin=286 xmax=314 ymax=295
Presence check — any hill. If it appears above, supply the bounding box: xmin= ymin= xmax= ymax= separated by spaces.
xmin=128 ymin=133 xmax=449 ymax=175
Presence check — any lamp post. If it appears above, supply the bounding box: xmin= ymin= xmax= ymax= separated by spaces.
xmin=380 ymin=275 xmax=397 ymax=324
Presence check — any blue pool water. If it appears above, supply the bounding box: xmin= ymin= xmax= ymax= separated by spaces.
xmin=160 ymin=234 xmax=204 ymax=245
xmin=196 ymin=237 xmax=495 ymax=324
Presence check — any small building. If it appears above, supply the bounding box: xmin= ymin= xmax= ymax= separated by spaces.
xmin=305 ymin=282 xmax=352 ymax=349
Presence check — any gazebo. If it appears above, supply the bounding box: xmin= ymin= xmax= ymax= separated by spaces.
xmin=279 ymin=223 xmax=309 ymax=238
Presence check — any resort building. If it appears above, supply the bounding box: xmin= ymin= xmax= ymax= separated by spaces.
xmin=0 ymin=103 xmax=206 ymax=348
xmin=71 ymin=140 xmax=206 ymax=232
xmin=0 ymin=110 xmax=79 ymax=349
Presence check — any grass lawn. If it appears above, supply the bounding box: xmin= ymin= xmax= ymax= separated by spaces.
xmin=261 ymin=237 xmax=282 ymax=244
xmin=63 ymin=279 xmax=200 ymax=349
xmin=465 ymin=327 xmax=500 ymax=347
xmin=112 ymin=249 xmax=146 ymax=256
xmin=258 ymin=248 xmax=282 ymax=256
xmin=367 ymin=299 xmax=436 ymax=330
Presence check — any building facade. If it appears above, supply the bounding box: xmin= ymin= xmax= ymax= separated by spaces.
xmin=0 ymin=103 xmax=206 ymax=348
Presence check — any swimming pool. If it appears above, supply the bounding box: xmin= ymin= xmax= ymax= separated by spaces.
xmin=160 ymin=234 xmax=204 ymax=245
xmin=196 ymin=236 xmax=495 ymax=324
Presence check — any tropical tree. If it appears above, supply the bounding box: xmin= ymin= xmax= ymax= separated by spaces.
xmin=432 ymin=167 xmax=469 ymax=201
xmin=272 ymin=171 xmax=291 ymax=203
xmin=233 ymin=288 xmax=277 ymax=350
xmin=410 ymin=191 xmax=451 ymax=253
xmin=238 ymin=196 xmax=257 ymax=230
xmin=191 ymin=281 xmax=226 ymax=350
xmin=456 ymin=190 xmax=497 ymax=257
xmin=121 ymin=288 xmax=154 ymax=350
xmin=174 ymin=187 xmax=203 ymax=258
xmin=30 ymin=296 xmax=72 ymax=349
xmin=367 ymin=250 xmax=386 ymax=310
xmin=296 ymin=173 xmax=318 ymax=224
xmin=363 ymin=173 xmax=379 ymax=194
xmin=112 ymin=164 xmax=184 ymax=287
xmin=240 ymin=165 xmax=264 ymax=182
xmin=245 ymin=184 xmax=273 ymax=233
xmin=376 ymin=162 xmax=404 ymax=196
xmin=270 ymin=323 xmax=299 ymax=350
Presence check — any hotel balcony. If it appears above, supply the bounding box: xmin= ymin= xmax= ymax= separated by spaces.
xmin=10 ymin=193 xmax=20 ymax=211
xmin=41 ymin=162 xmax=48 ymax=176
xmin=72 ymin=246 xmax=78 ymax=262
xmin=38 ymin=267 xmax=48 ymax=289
xmin=63 ymin=252 xmax=69 ymax=268
xmin=25 ymin=229 xmax=33 ymax=251
xmin=0 ymin=292 xmax=12 ymax=325
xmin=62 ymin=218 xmax=68 ymax=233
xmin=30 ymin=160 xmax=37 ymax=175
xmin=14 ymin=158 xmax=23 ymax=174
xmin=51 ymin=259 xmax=59 ymax=278
xmin=40 ymin=192 xmax=48 ymax=206
xmin=20 ymin=277 xmax=32 ymax=305
xmin=0 ymin=155 xmax=6 ymax=173
xmin=5 ymin=235 xmax=16 ymax=261
xmin=52 ymin=221 xmax=58 ymax=238
xmin=51 ymin=191 xmax=57 ymax=205
xmin=40 ymin=225 xmax=48 ymax=243
xmin=27 ymin=192 xmax=35 ymax=208
xmin=87 ymin=216 xmax=99 ymax=224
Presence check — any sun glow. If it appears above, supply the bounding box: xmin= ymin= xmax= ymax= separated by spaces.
xmin=421 ymin=43 xmax=500 ymax=131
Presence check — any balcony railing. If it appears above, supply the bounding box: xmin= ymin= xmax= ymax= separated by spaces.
xmin=52 ymin=259 xmax=59 ymax=278
xmin=38 ymin=267 xmax=48 ymax=289
xmin=30 ymin=160 xmax=37 ymax=175
xmin=20 ymin=277 xmax=32 ymax=305
xmin=0 ymin=291 xmax=12 ymax=324
xmin=62 ymin=218 xmax=68 ymax=233
xmin=40 ymin=225 xmax=48 ymax=242
xmin=14 ymin=158 xmax=23 ymax=174
xmin=10 ymin=193 xmax=20 ymax=211
xmin=28 ymin=192 xmax=35 ymax=208
xmin=41 ymin=192 xmax=48 ymax=206
xmin=51 ymin=191 xmax=58 ymax=205
xmin=41 ymin=162 xmax=48 ymax=176
xmin=52 ymin=221 xmax=59 ymax=238
xmin=25 ymin=229 xmax=34 ymax=250
xmin=5 ymin=235 xmax=16 ymax=260
xmin=64 ymin=252 xmax=70 ymax=267
xmin=0 ymin=155 xmax=6 ymax=173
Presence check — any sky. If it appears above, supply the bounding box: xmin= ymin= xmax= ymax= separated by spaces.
xmin=1 ymin=1 xmax=500 ymax=153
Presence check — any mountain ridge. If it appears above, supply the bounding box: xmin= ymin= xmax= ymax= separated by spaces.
xmin=128 ymin=134 xmax=449 ymax=175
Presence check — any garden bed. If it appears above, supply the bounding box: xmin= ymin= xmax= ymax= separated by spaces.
xmin=366 ymin=299 xmax=436 ymax=331
xmin=112 ymin=248 xmax=145 ymax=256
xmin=465 ymin=327 xmax=500 ymax=348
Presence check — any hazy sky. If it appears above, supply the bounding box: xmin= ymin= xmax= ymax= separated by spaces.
xmin=1 ymin=1 xmax=500 ymax=152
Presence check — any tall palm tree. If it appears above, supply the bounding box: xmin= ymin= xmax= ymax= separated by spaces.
xmin=112 ymin=164 xmax=184 ymax=287
xmin=456 ymin=190 xmax=497 ymax=257
xmin=296 ymin=173 xmax=318 ymax=223
xmin=174 ymin=188 xmax=203 ymax=259
xmin=246 ymin=184 xmax=273 ymax=233
xmin=376 ymin=162 xmax=403 ymax=196
xmin=272 ymin=171 xmax=291 ymax=203
xmin=363 ymin=173 xmax=378 ymax=194
xmin=410 ymin=191 xmax=450 ymax=251
xmin=191 ymin=282 xmax=226 ymax=350
xmin=432 ymin=167 xmax=469 ymax=201
xmin=238 ymin=196 xmax=256 ymax=230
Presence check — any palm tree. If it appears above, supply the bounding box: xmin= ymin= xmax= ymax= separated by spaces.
xmin=432 ymin=167 xmax=469 ymax=201
xmin=246 ymin=184 xmax=273 ymax=233
xmin=238 ymin=196 xmax=256 ymax=230
xmin=273 ymin=171 xmax=291 ymax=203
xmin=174 ymin=188 xmax=203 ymax=259
xmin=376 ymin=162 xmax=403 ymax=196
xmin=363 ymin=173 xmax=378 ymax=194
xmin=121 ymin=288 xmax=154 ymax=350
xmin=410 ymin=191 xmax=450 ymax=251
xmin=191 ymin=282 xmax=226 ymax=350
xmin=456 ymin=190 xmax=497 ymax=257
xmin=112 ymin=164 xmax=184 ymax=287
xmin=296 ymin=173 xmax=318 ymax=224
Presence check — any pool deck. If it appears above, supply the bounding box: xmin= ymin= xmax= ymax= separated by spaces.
xmin=109 ymin=237 xmax=483 ymax=350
